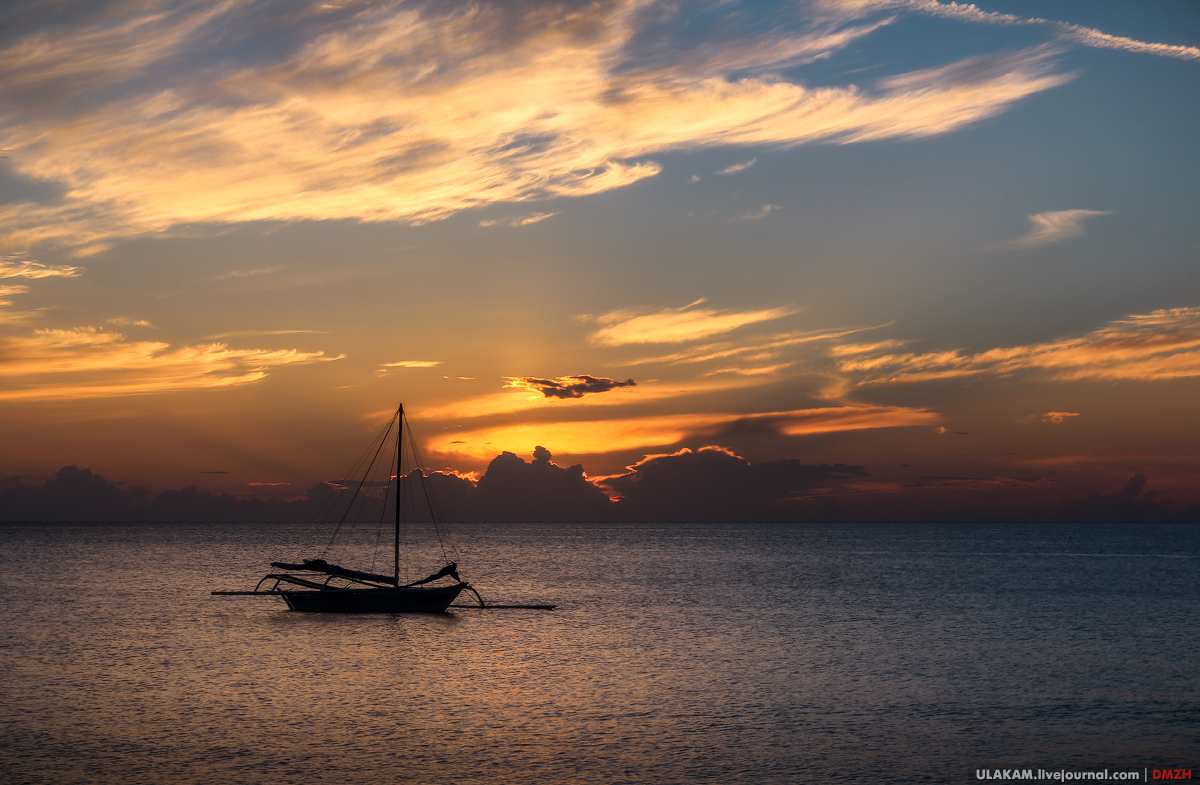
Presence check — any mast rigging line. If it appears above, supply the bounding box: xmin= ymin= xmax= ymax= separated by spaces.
xmin=300 ymin=404 xmax=461 ymax=580
xmin=318 ymin=412 xmax=396 ymax=561
xmin=401 ymin=406 xmax=459 ymax=565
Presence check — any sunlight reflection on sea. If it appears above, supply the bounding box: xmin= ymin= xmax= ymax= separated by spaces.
xmin=1 ymin=521 xmax=1197 ymax=784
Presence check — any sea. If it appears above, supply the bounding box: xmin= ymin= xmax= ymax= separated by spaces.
xmin=1 ymin=521 xmax=1197 ymax=784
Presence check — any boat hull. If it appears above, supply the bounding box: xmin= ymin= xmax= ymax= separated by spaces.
xmin=279 ymin=582 xmax=468 ymax=613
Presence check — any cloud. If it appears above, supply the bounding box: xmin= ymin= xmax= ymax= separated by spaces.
xmin=1057 ymin=474 xmax=1177 ymax=521
xmin=599 ymin=446 xmax=868 ymax=521
xmin=737 ymin=204 xmax=783 ymax=221
xmin=211 ymin=266 xmax=287 ymax=280
xmin=504 ymin=375 xmax=637 ymax=399
xmin=0 ymin=256 xmax=83 ymax=322
xmin=106 ymin=316 xmax=155 ymax=327
xmin=1023 ymin=411 xmax=1080 ymax=424
xmin=1051 ymin=22 xmax=1200 ymax=60
xmin=626 ymin=324 xmax=888 ymax=365
xmin=702 ymin=363 xmax=793 ymax=376
xmin=0 ymin=2 xmax=1072 ymax=253
xmin=0 ymin=466 xmax=144 ymax=521
xmin=991 ymin=209 xmax=1112 ymax=249
xmin=716 ymin=158 xmax=756 ymax=175
xmin=472 ymin=447 xmax=613 ymax=521
xmin=0 ymin=326 xmax=338 ymax=401
xmin=829 ymin=339 xmax=909 ymax=356
xmin=383 ymin=360 xmax=442 ymax=368
xmin=820 ymin=0 xmax=1200 ymax=60
xmin=206 ymin=329 xmax=328 ymax=339
xmin=586 ymin=299 xmax=797 ymax=346
xmin=478 ymin=212 xmax=558 ymax=228
xmin=0 ymin=257 xmax=83 ymax=279
xmin=836 ymin=306 xmax=1200 ymax=385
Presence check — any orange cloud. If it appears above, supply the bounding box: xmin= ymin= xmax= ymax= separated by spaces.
xmin=0 ymin=2 xmax=1070 ymax=253
xmin=702 ymin=363 xmax=793 ymax=376
xmin=627 ymin=324 xmax=889 ymax=366
xmin=0 ymin=327 xmax=337 ymax=401
xmin=586 ymin=299 xmax=798 ymax=346
xmin=0 ymin=258 xmax=83 ymax=279
xmin=837 ymin=307 xmax=1200 ymax=385
xmin=479 ymin=212 xmax=558 ymax=228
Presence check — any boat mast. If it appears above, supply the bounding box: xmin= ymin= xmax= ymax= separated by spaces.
xmin=400 ymin=405 xmax=410 ymax=583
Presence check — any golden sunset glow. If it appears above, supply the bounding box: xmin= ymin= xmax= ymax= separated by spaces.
xmin=430 ymin=405 xmax=940 ymax=463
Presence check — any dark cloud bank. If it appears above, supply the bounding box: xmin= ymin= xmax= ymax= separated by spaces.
xmin=1 ymin=452 xmax=1195 ymax=522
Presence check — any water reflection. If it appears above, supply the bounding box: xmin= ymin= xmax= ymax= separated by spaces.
xmin=1 ymin=521 xmax=1197 ymax=784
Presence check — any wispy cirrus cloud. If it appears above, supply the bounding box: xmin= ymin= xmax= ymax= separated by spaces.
xmin=504 ymin=375 xmax=637 ymax=399
xmin=703 ymin=363 xmax=794 ymax=377
xmin=835 ymin=307 xmax=1200 ymax=385
xmin=586 ymin=299 xmax=797 ymax=346
xmin=716 ymin=158 xmax=757 ymax=175
xmin=479 ymin=212 xmax=558 ymax=228
xmin=991 ymin=209 xmax=1112 ymax=249
xmin=737 ymin=204 xmax=784 ymax=221
xmin=0 ymin=1 xmax=1072 ymax=254
xmin=0 ymin=257 xmax=83 ymax=279
xmin=0 ymin=327 xmax=337 ymax=401
xmin=382 ymin=360 xmax=442 ymax=368
xmin=205 ymin=329 xmax=328 ymax=340
xmin=819 ymin=0 xmax=1200 ymax=60
xmin=0 ymin=256 xmax=84 ymax=322
xmin=211 ymin=266 xmax=286 ymax=280
xmin=626 ymin=324 xmax=887 ymax=366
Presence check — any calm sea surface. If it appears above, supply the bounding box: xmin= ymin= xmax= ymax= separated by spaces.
xmin=1 ymin=521 xmax=1197 ymax=784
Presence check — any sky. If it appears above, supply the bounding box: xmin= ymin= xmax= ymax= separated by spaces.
xmin=1 ymin=0 xmax=1198 ymax=521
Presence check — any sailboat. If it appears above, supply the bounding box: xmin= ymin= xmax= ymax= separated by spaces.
xmin=214 ymin=404 xmax=480 ymax=613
